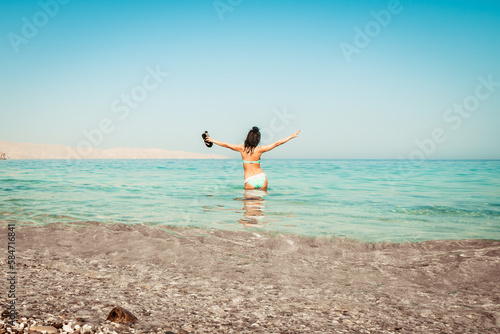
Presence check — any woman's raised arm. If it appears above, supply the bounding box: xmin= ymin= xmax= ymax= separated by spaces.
xmin=259 ymin=130 xmax=300 ymax=153
xmin=207 ymin=136 xmax=242 ymax=152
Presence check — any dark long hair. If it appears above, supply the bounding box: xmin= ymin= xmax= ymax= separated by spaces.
xmin=244 ymin=126 xmax=261 ymax=153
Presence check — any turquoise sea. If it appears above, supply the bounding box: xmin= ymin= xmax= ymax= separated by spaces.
xmin=1 ymin=159 xmax=499 ymax=242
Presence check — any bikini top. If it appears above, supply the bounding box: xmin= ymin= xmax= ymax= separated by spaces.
xmin=242 ymin=159 xmax=261 ymax=164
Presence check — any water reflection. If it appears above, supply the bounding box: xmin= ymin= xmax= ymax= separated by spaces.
xmin=235 ymin=189 xmax=268 ymax=228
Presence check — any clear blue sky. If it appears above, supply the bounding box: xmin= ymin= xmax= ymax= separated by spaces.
xmin=1 ymin=0 xmax=499 ymax=159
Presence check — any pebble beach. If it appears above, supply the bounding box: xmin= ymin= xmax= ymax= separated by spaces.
xmin=1 ymin=221 xmax=499 ymax=333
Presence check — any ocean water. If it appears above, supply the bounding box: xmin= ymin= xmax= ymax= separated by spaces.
xmin=1 ymin=159 xmax=499 ymax=242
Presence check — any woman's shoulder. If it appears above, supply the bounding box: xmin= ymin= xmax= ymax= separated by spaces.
xmin=255 ymin=146 xmax=267 ymax=154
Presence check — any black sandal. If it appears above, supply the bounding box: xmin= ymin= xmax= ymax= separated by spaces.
xmin=201 ymin=131 xmax=213 ymax=148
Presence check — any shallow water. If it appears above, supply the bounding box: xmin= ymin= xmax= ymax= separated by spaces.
xmin=1 ymin=159 xmax=499 ymax=242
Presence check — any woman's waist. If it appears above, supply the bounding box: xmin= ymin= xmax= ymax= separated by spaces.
xmin=243 ymin=164 xmax=264 ymax=174
xmin=243 ymin=170 xmax=266 ymax=179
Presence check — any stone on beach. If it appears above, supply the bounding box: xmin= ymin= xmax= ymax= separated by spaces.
xmin=420 ymin=309 xmax=433 ymax=318
xmin=62 ymin=324 xmax=74 ymax=333
xmin=28 ymin=325 xmax=59 ymax=333
xmin=106 ymin=306 xmax=138 ymax=323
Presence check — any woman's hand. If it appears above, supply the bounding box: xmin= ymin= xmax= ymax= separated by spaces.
xmin=205 ymin=135 xmax=214 ymax=143
xmin=291 ymin=130 xmax=300 ymax=138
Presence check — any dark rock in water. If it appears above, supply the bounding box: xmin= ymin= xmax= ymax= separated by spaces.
xmin=106 ymin=306 xmax=138 ymax=323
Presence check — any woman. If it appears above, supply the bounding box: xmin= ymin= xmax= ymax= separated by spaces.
xmin=206 ymin=127 xmax=300 ymax=190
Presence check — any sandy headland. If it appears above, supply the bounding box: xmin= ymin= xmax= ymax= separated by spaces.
xmin=1 ymin=221 xmax=499 ymax=333
xmin=0 ymin=141 xmax=229 ymax=160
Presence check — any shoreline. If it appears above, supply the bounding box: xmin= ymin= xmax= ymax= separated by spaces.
xmin=4 ymin=219 xmax=500 ymax=245
xmin=1 ymin=221 xmax=499 ymax=333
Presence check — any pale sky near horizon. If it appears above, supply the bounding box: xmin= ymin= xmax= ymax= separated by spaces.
xmin=1 ymin=0 xmax=499 ymax=159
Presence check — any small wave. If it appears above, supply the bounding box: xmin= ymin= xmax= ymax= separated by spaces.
xmin=395 ymin=205 xmax=500 ymax=218
xmin=1 ymin=178 xmax=51 ymax=184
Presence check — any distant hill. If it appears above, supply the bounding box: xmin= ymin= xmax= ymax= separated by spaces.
xmin=0 ymin=140 xmax=229 ymax=160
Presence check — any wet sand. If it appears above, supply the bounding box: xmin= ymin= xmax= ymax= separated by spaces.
xmin=1 ymin=221 xmax=500 ymax=333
